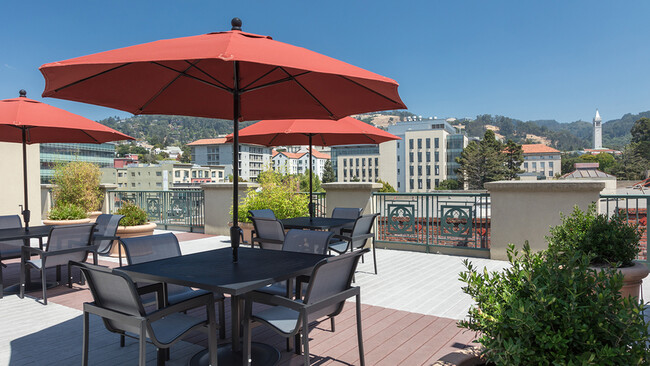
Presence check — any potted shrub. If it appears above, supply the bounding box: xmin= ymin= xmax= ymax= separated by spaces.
xmin=232 ymin=170 xmax=309 ymax=244
xmin=456 ymin=243 xmax=649 ymax=365
xmin=111 ymin=202 xmax=157 ymax=257
xmin=48 ymin=161 xmax=104 ymax=222
xmin=547 ymin=204 xmax=648 ymax=298
xmin=43 ymin=202 xmax=91 ymax=225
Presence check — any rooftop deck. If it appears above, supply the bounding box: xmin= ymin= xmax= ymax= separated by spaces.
xmin=1 ymin=231 xmax=648 ymax=365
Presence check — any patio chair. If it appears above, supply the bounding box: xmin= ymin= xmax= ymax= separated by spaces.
xmin=121 ymin=233 xmax=226 ymax=339
xmin=256 ymin=229 xmax=334 ymax=298
xmin=0 ymin=215 xmax=24 ymax=299
xmin=330 ymin=207 xmax=363 ymax=236
xmin=242 ymin=249 xmax=368 ymax=366
xmin=248 ymin=209 xmax=277 ymax=219
xmin=92 ymin=214 xmax=125 ymax=266
xmin=76 ymin=262 xmax=218 ymax=366
xmin=328 ymin=213 xmax=379 ymax=274
xmin=19 ymin=223 xmax=97 ymax=305
xmin=249 ymin=216 xmax=285 ymax=250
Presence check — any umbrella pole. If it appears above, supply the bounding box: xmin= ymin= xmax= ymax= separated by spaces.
xmin=309 ymin=134 xmax=314 ymax=220
xmin=230 ymin=61 xmax=241 ymax=263
xmin=21 ymin=128 xmax=30 ymax=230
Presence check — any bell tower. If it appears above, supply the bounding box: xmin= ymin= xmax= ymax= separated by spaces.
xmin=593 ymin=109 xmax=602 ymax=150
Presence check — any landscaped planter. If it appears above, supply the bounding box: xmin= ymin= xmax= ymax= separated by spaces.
xmin=43 ymin=218 xmax=92 ymax=226
xmin=87 ymin=211 xmax=102 ymax=222
xmin=228 ymin=222 xmax=254 ymax=246
xmin=110 ymin=222 xmax=157 ymax=258
xmin=591 ymin=261 xmax=650 ymax=299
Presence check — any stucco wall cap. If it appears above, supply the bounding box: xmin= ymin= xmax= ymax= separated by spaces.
xmin=201 ymin=182 xmax=260 ymax=191
xmin=485 ymin=180 xmax=606 ymax=192
xmin=322 ymin=182 xmax=383 ymax=191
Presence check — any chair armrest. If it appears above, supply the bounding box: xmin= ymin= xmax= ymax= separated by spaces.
xmin=21 ymin=246 xmax=45 ymax=256
xmin=331 ymin=234 xmax=351 ymax=242
xmin=84 ymin=302 xmax=146 ymax=326
xmin=245 ymin=290 xmax=305 ymax=310
xmin=340 ymin=228 xmax=353 ymax=235
xmin=251 ymin=238 xmax=284 ymax=245
xmin=303 ymin=287 xmax=360 ymax=313
xmin=40 ymin=246 xmax=98 ymax=258
xmin=93 ymin=235 xmax=120 ymax=241
xmin=147 ymin=292 xmax=215 ymax=322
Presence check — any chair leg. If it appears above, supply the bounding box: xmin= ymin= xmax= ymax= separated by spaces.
xmin=218 ymin=299 xmax=226 ymax=339
xmin=56 ymin=265 xmax=61 ymax=283
xmin=156 ymin=348 xmax=165 ymax=366
xmin=0 ymin=262 xmax=4 ymax=300
xmin=294 ymin=334 xmax=300 ymax=355
xmin=67 ymin=263 xmax=72 ymax=288
xmin=242 ymin=300 xmax=253 ymax=366
xmin=120 ymin=334 xmax=125 ymax=347
xmin=372 ymin=238 xmax=378 ymax=275
xmin=82 ymin=311 xmax=90 ymax=366
xmin=41 ymin=269 xmax=47 ymax=305
xmin=356 ymin=293 xmax=365 ymax=366
xmin=302 ymin=316 xmax=310 ymax=365
xmin=118 ymin=244 xmax=123 ymax=267
xmin=330 ymin=317 xmax=335 ymax=332
xmin=19 ymin=260 xmax=25 ymax=299
xmin=207 ymin=297 xmax=218 ymax=366
xmin=138 ymin=322 xmax=147 ymax=366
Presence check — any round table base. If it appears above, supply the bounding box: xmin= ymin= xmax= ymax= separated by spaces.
xmin=189 ymin=342 xmax=280 ymax=366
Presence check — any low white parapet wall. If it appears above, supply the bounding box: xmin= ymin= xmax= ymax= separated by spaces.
xmin=202 ymin=182 xmax=259 ymax=235
xmin=322 ymin=182 xmax=382 ymax=216
xmin=485 ymin=180 xmax=605 ymax=260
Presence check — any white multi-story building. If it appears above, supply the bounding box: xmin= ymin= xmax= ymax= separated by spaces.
xmin=272 ymin=149 xmax=330 ymax=179
xmin=187 ymin=138 xmax=272 ymax=182
xmin=100 ymin=161 xmax=225 ymax=190
xmin=520 ymin=144 xmax=561 ymax=178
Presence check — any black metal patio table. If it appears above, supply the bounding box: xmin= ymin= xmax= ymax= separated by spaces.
xmin=120 ymin=246 xmax=328 ymax=366
xmin=0 ymin=225 xmax=53 ymax=294
xmin=280 ymin=216 xmax=354 ymax=230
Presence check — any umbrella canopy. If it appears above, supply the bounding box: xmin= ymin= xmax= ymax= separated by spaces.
xmin=39 ymin=18 xmax=406 ymax=262
xmin=0 ymin=90 xmax=134 ymax=228
xmin=225 ymin=117 xmax=400 ymax=218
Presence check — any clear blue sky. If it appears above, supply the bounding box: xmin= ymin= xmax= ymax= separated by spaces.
xmin=2 ymin=1 xmax=650 ymax=124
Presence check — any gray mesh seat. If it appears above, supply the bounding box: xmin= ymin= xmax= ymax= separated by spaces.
xmin=330 ymin=207 xmax=363 ymax=236
xmin=242 ymin=249 xmax=368 ymax=366
xmin=76 ymin=262 xmax=218 ymax=366
xmin=249 ymin=216 xmax=285 ymax=250
xmin=93 ymin=214 xmax=125 ymax=265
xmin=0 ymin=215 xmax=24 ymax=299
xmin=20 ymin=223 xmax=97 ymax=305
xmin=248 ymin=209 xmax=277 ymax=219
xmin=329 ymin=213 xmax=379 ymax=274
xmin=256 ymin=229 xmax=334 ymax=297
xmin=121 ymin=233 xmax=226 ymax=339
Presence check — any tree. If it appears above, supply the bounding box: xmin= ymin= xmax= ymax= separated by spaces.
xmin=436 ymin=179 xmax=460 ymax=190
xmin=456 ymin=130 xmax=508 ymax=189
xmin=630 ymin=117 xmax=650 ymax=164
xmin=376 ymin=179 xmax=397 ymax=192
xmin=179 ymin=145 xmax=192 ymax=163
xmin=503 ymin=140 xmax=524 ymax=180
xmin=321 ymin=160 xmax=336 ymax=183
xmin=350 ymin=176 xmax=360 ymax=182
xmin=299 ymin=169 xmax=322 ymax=192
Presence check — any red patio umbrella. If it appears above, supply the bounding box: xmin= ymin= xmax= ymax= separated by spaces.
xmin=0 ymin=90 xmax=134 ymax=228
xmin=225 ymin=117 xmax=400 ymax=218
xmin=39 ymin=18 xmax=406 ymax=263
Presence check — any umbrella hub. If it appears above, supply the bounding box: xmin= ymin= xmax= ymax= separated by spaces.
xmin=19 ymin=90 xmax=26 ymax=98
xmin=231 ymin=17 xmax=242 ymax=31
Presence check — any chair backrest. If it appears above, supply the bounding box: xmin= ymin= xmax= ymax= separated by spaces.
xmin=94 ymin=214 xmax=125 ymax=253
xmin=122 ymin=233 xmax=181 ymax=265
xmin=0 ymin=215 xmax=23 ymax=259
xmin=349 ymin=213 xmax=379 ymax=249
xmin=303 ymin=249 xmax=367 ymax=321
xmin=45 ymin=223 xmax=96 ymax=267
xmin=250 ymin=217 xmax=285 ymax=250
xmin=76 ymin=262 xmax=147 ymax=335
xmin=331 ymin=207 xmax=363 ymax=220
xmin=248 ymin=209 xmax=276 ymax=220
xmin=282 ymin=229 xmax=333 ymax=255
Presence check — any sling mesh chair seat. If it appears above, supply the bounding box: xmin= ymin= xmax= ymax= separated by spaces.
xmin=249 ymin=216 xmax=286 ymax=251
xmin=242 ymin=249 xmax=368 ymax=366
xmin=92 ymin=214 xmax=125 ymax=265
xmin=328 ymin=213 xmax=380 ymax=274
xmin=248 ymin=209 xmax=277 ymax=246
xmin=0 ymin=215 xmax=24 ymax=299
xmin=76 ymin=262 xmax=218 ymax=366
xmin=256 ymin=229 xmax=334 ymax=298
xmin=20 ymin=223 xmax=97 ymax=305
xmin=329 ymin=207 xmax=363 ymax=236
xmin=121 ymin=233 xmax=226 ymax=339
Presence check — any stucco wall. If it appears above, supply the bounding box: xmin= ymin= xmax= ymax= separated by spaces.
xmin=0 ymin=142 xmax=41 ymax=225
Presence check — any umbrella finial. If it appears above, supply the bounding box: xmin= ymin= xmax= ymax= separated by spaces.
xmin=19 ymin=89 xmax=26 ymax=97
xmin=231 ymin=17 xmax=242 ymax=31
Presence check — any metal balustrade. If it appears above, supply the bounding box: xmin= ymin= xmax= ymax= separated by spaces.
xmin=372 ymin=192 xmax=491 ymax=253
xmin=299 ymin=192 xmax=326 ymax=217
xmin=599 ymin=194 xmax=649 ymax=263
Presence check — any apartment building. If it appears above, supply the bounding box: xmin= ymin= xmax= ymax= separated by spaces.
xmin=272 ymin=149 xmax=330 ymax=178
xmin=521 ymin=144 xmax=561 ymax=178
xmin=331 ymin=145 xmax=383 ymax=183
xmin=187 ymin=138 xmax=272 ymax=182
xmin=101 ymin=161 xmax=225 ymax=190
xmin=40 ymin=142 xmax=115 ymax=183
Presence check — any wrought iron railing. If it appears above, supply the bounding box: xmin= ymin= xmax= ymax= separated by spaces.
xmin=299 ymin=192 xmax=326 ymax=217
xmin=373 ymin=192 xmax=491 ymax=252
xmin=599 ymin=194 xmax=649 ymax=263
xmin=107 ymin=190 xmax=205 ymax=231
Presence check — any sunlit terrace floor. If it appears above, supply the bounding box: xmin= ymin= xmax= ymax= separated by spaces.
xmin=1 ymin=231 xmax=648 ymax=365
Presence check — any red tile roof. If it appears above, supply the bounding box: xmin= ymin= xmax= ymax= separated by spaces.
xmin=521 ymin=144 xmax=560 ymax=154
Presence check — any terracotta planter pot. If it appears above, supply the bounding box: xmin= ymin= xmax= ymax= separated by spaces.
xmin=591 ymin=262 xmax=650 ymax=299
xmin=110 ymin=222 xmax=157 ymax=258
xmin=432 ymin=346 xmax=484 ymax=366
xmin=87 ymin=211 xmax=102 ymax=222
xmin=228 ymin=222 xmax=254 ymax=246
xmin=43 ymin=218 xmax=92 ymax=226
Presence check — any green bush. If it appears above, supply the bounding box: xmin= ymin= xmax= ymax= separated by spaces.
xmin=547 ymin=204 xmax=643 ymax=267
xmin=235 ymin=169 xmax=309 ymax=222
xmin=47 ymin=203 xmax=88 ymax=220
xmin=459 ymin=243 xmax=649 ymax=365
xmin=51 ymin=161 xmax=103 ymax=212
xmin=116 ymin=202 xmax=148 ymax=226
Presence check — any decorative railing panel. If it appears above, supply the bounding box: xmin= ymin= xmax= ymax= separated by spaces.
xmin=107 ymin=190 xmax=204 ymax=231
xmin=299 ymin=192 xmax=326 ymax=217
xmin=373 ymin=192 xmax=491 ymax=252
xmin=600 ymin=194 xmax=649 ymax=263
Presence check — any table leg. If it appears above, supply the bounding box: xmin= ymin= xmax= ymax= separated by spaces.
xmin=231 ymin=295 xmax=241 ymax=352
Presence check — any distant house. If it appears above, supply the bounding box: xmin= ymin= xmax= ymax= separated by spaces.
xmin=559 ymin=162 xmax=617 ymax=194
xmin=187 ymin=138 xmax=272 ymax=182
xmin=272 ymin=148 xmax=330 ymax=179
xmin=520 ymin=144 xmax=561 ymax=179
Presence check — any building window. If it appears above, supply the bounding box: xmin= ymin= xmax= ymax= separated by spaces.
xmin=409 ymin=152 xmax=414 ymax=162
xmin=435 ymin=151 xmax=439 ymax=162
xmin=131 ymin=183 xmax=135 ymax=187
xmin=397 ymin=168 xmax=400 ymax=175
xmin=409 ymin=179 xmax=414 ymax=190
xmin=375 ymin=158 xmax=378 ymax=166
xmin=435 ymin=179 xmax=440 ymax=187
xmin=549 ymin=162 xmax=554 ymax=168
xmin=375 ymin=168 xmax=378 ymax=177
xmin=532 ymin=162 xmax=537 ymax=170
xmin=131 ymin=172 xmax=135 ymax=177
xmin=426 ymin=152 xmax=431 ymax=162
xmin=397 ymin=142 xmax=400 ymax=148
xmin=344 ymin=170 xmax=347 ymax=177
xmin=409 ymin=166 xmax=414 ymax=176
xmin=212 ymin=171 xmax=216 ymax=177
xmin=417 ymin=152 xmax=422 ymax=163
xmin=435 ymin=138 xmax=440 ymax=149
xmin=418 ymin=166 xmax=422 ymax=176
xmin=435 ymin=165 xmax=440 ymax=175
xmin=368 ymin=159 xmax=372 ymax=166
xmin=426 ymin=166 xmax=431 ymax=175
xmin=362 ymin=159 xmax=365 ymax=167
xmin=417 ymin=139 xmax=422 ymax=149
xmin=343 ymin=159 xmax=347 ymax=167
xmin=548 ymin=171 xmax=553 ymax=177
xmin=219 ymin=172 xmax=223 ymax=178
xmin=524 ymin=162 xmax=528 ymax=170
xmin=418 ymin=179 xmax=422 ymax=189
xmin=426 ymin=138 xmax=431 ymax=149
xmin=156 ymin=182 xmax=162 ymax=187
xmin=409 ymin=139 xmax=414 ymax=149
xmin=175 ymin=171 xmax=180 ymax=178
xmin=356 ymin=158 xmax=359 ymax=166
xmin=540 ymin=162 xmax=545 ymax=169
xmin=426 ymin=179 xmax=431 ymax=190
xmin=397 ymin=155 xmax=400 ymax=162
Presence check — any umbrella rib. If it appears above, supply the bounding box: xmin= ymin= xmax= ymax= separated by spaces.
xmin=52 ymin=63 xmax=132 ymax=93
xmin=184 ymin=61 xmax=232 ymax=91
xmin=338 ymin=75 xmax=403 ymax=105
xmin=241 ymin=70 xmax=311 ymax=93
xmin=150 ymin=62 xmax=232 ymax=93
xmin=240 ymin=66 xmax=282 ymax=91
xmin=137 ymin=61 xmax=201 ymax=113
xmin=277 ymin=67 xmax=335 ymax=118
